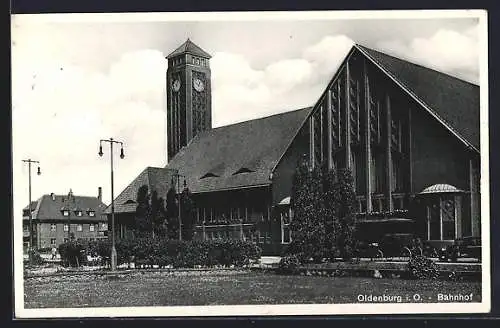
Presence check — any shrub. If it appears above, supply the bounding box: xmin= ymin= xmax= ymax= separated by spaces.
xmin=407 ymin=255 xmax=439 ymax=280
xmin=58 ymin=241 xmax=87 ymax=267
xmin=277 ymin=255 xmax=301 ymax=275
xmin=60 ymin=238 xmax=261 ymax=269
xmin=25 ymin=249 xmax=44 ymax=266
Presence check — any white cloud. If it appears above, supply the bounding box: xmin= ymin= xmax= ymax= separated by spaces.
xmin=303 ymin=35 xmax=354 ymax=71
xmin=377 ymin=24 xmax=480 ymax=83
xmin=211 ymin=35 xmax=354 ymax=126
xmin=12 ymin=48 xmax=168 ymax=212
xmin=264 ymin=59 xmax=313 ymax=92
xmin=211 ymin=52 xmax=264 ymax=88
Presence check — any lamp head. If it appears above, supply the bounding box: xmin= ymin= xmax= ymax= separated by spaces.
xmin=120 ymin=147 xmax=125 ymax=159
xmin=98 ymin=145 xmax=103 ymax=157
xmin=37 ymin=166 xmax=41 ymax=175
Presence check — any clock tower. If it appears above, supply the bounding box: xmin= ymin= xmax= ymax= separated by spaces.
xmin=166 ymin=38 xmax=212 ymax=162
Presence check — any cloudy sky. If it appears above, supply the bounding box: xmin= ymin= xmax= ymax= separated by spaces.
xmin=11 ymin=11 xmax=484 ymax=218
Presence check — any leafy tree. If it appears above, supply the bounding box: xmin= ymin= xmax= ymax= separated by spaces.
xmin=332 ymin=168 xmax=357 ymax=260
xmin=180 ymin=186 xmax=195 ymax=241
xmin=288 ymin=155 xmax=326 ymax=262
xmin=150 ymin=190 xmax=167 ymax=238
xmin=134 ymin=185 xmax=168 ymax=239
xmin=322 ymin=165 xmax=341 ymax=261
xmin=134 ymin=185 xmax=152 ymax=237
xmin=166 ymin=183 xmax=179 ymax=240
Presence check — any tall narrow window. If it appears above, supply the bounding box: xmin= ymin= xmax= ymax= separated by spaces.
xmin=331 ymin=84 xmax=340 ymax=149
xmin=349 ymin=78 xmax=360 ymax=144
xmin=352 ymin=149 xmax=365 ymax=195
xmin=313 ymin=109 xmax=322 ymax=167
xmin=442 ymin=196 xmax=456 ymax=240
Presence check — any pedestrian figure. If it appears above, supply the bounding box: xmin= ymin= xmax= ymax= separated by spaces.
xmin=51 ymin=246 xmax=57 ymax=260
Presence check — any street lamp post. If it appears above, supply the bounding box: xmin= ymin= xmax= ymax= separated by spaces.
xmin=99 ymin=138 xmax=125 ymax=271
xmin=172 ymin=172 xmax=186 ymax=241
xmin=22 ymin=159 xmax=41 ymax=266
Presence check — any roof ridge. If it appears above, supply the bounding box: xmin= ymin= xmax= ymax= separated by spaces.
xmin=210 ymin=107 xmax=313 ymax=132
xmin=33 ymin=196 xmax=43 ymax=220
xmin=356 ymin=44 xmax=479 ymax=152
xmin=355 ymin=44 xmax=479 ymax=87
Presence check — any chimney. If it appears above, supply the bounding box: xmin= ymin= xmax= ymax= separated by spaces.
xmin=98 ymin=187 xmax=102 ymax=202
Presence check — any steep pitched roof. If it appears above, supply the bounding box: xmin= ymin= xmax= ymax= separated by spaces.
xmin=23 ymin=194 xmax=107 ymax=222
xmin=355 ymin=44 xmax=480 ymax=151
xmin=105 ymin=167 xmax=178 ymax=214
xmin=166 ymin=38 xmax=212 ymax=59
xmin=165 ymin=107 xmax=313 ymax=194
xmin=23 ymin=201 xmax=38 ymax=212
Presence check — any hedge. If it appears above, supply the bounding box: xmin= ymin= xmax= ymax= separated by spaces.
xmin=58 ymin=241 xmax=87 ymax=267
xmin=58 ymin=238 xmax=262 ymax=268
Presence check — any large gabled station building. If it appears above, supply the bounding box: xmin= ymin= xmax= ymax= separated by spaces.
xmin=108 ymin=39 xmax=480 ymax=255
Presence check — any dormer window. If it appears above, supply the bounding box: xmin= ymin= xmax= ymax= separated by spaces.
xmin=62 ymin=210 xmax=69 ymax=217
xmin=88 ymin=211 xmax=95 ymax=217
xmin=200 ymin=172 xmax=219 ymax=179
xmin=76 ymin=210 xmax=83 ymax=217
xmin=232 ymin=167 xmax=254 ymax=175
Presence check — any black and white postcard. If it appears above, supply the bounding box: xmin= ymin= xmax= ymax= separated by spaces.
xmin=11 ymin=9 xmax=490 ymax=317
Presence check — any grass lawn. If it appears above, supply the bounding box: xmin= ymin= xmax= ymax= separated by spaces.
xmin=24 ymin=270 xmax=482 ymax=308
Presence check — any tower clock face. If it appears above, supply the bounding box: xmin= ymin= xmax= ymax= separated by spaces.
xmin=172 ymin=79 xmax=181 ymax=92
xmin=193 ymin=78 xmax=205 ymax=92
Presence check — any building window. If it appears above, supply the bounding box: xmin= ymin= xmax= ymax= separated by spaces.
xmin=89 ymin=225 xmax=95 ymax=232
xmin=369 ymin=148 xmax=387 ymax=195
xmin=100 ymin=223 xmax=108 ymax=231
xmin=88 ymin=211 xmax=95 ymax=217
xmin=50 ymin=224 xmax=56 ymax=232
xmin=77 ymin=224 xmax=83 ymax=232
xmin=352 ymin=149 xmax=365 ymax=195
xmin=50 ymin=238 xmax=56 ymax=245
xmin=442 ymin=197 xmax=456 ymax=240
xmin=76 ymin=211 xmax=82 ymax=217
xmin=426 ymin=195 xmax=460 ymax=241
xmin=63 ymin=224 xmax=69 ymax=232
xmin=62 ymin=210 xmax=69 ymax=217
xmin=64 ymin=238 xmax=69 ymax=243
xmin=230 ymin=208 xmax=239 ymax=222
xmin=281 ymin=209 xmax=292 ymax=244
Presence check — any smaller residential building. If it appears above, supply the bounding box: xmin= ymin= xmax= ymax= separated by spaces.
xmin=23 ymin=187 xmax=108 ymax=250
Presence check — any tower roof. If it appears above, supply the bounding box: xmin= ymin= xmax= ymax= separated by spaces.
xmin=166 ymin=38 xmax=212 ymax=59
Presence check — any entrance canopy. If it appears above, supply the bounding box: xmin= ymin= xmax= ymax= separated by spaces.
xmin=419 ymin=183 xmax=464 ymax=195
xmin=278 ymin=196 xmax=291 ymax=206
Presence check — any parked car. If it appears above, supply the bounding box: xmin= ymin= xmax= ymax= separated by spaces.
xmin=440 ymin=236 xmax=481 ymax=262
xmin=354 ymin=240 xmax=384 ymax=259
xmin=379 ymin=233 xmax=419 ymax=258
